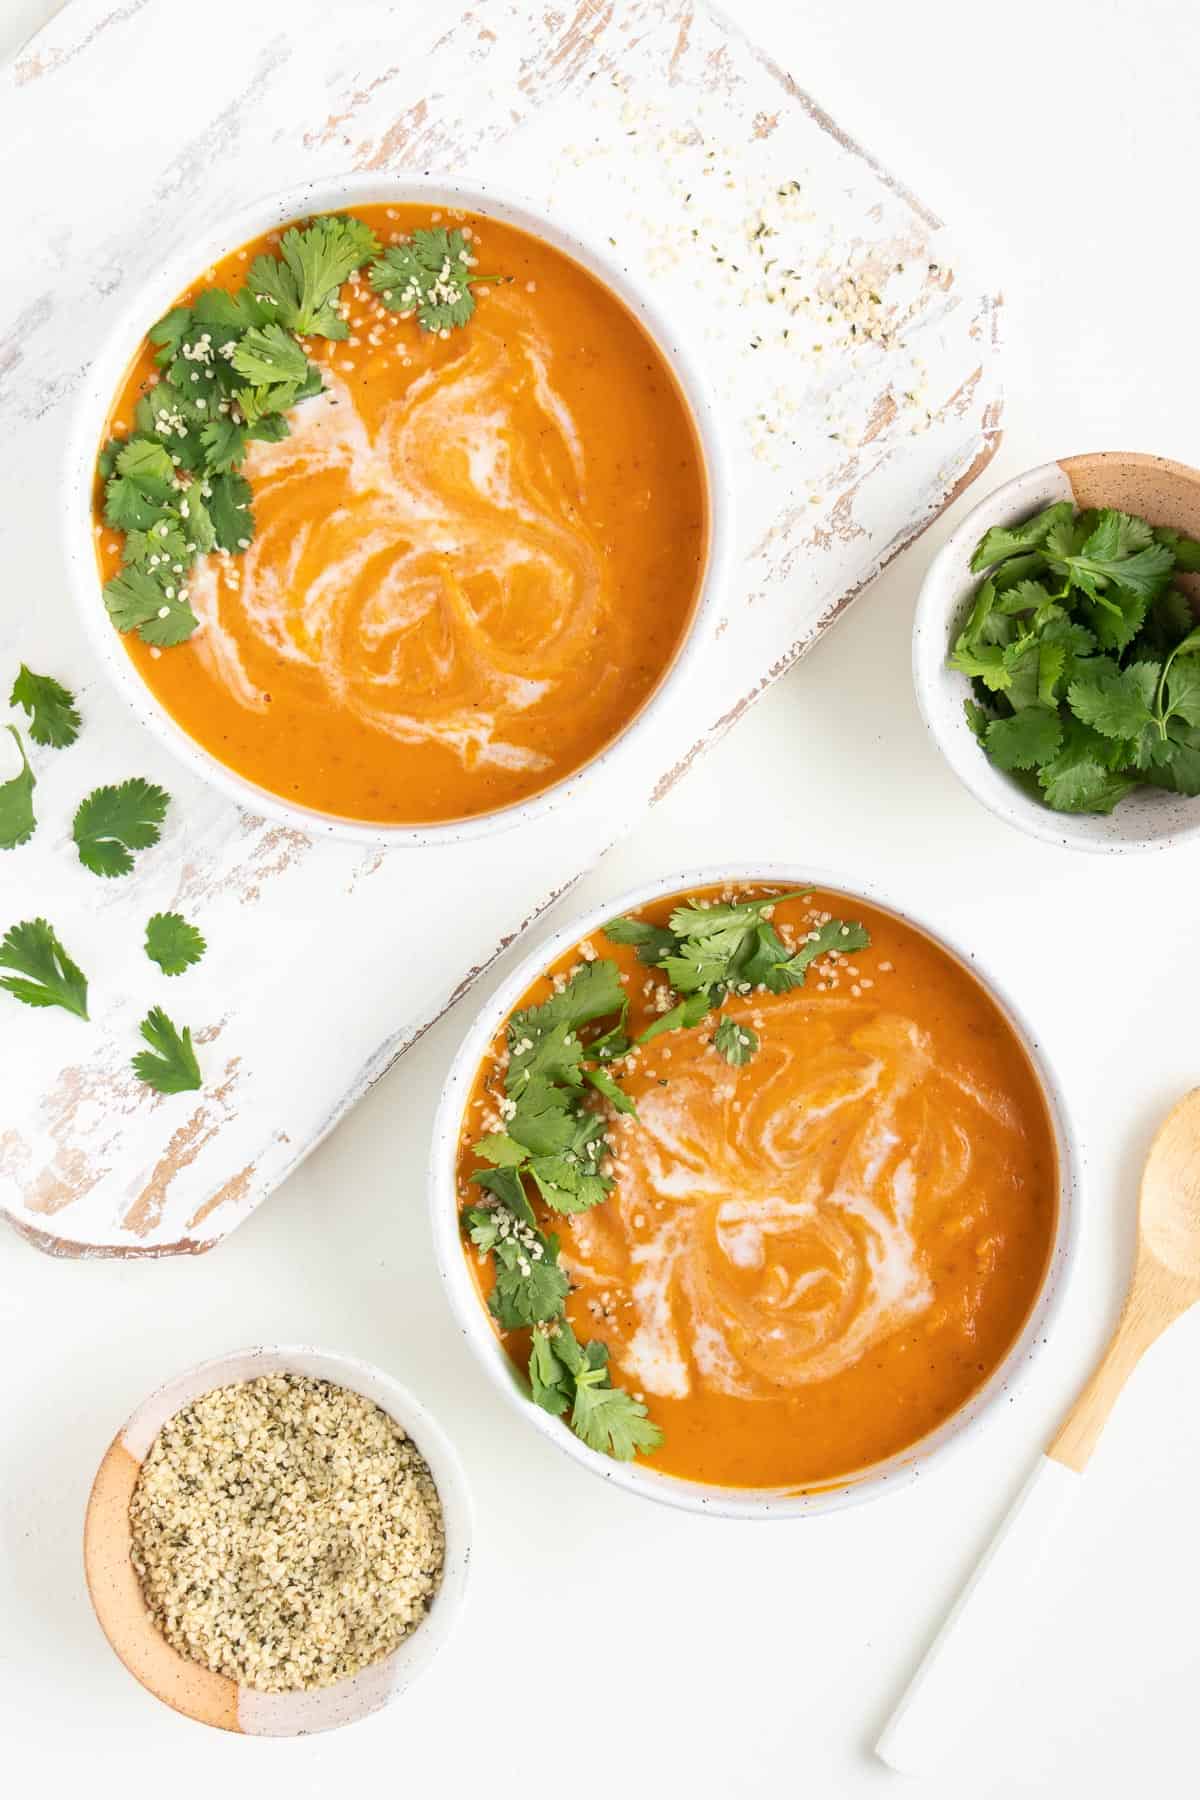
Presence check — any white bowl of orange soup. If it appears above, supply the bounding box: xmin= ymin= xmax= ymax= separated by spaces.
xmin=67 ymin=176 xmax=728 ymax=842
xmin=431 ymin=866 xmax=1079 ymax=1517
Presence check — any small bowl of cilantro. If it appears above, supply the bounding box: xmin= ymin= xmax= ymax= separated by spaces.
xmin=913 ymin=453 xmax=1200 ymax=852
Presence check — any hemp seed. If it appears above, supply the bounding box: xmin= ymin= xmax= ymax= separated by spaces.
xmin=128 ymin=1373 xmax=445 ymax=1693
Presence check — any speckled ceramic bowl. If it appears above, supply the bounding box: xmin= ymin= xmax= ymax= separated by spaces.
xmin=65 ymin=172 xmax=731 ymax=847
xmin=430 ymin=862 xmax=1081 ymax=1520
xmin=913 ymin=452 xmax=1200 ymax=853
xmin=83 ymin=1346 xmax=472 ymax=1735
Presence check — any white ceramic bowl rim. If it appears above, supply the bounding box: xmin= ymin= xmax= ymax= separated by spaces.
xmin=66 ymin=172 xmax=733 ymax=847
xmin=430 ymin=862 xmax=1082 ymax=1520
xmin=92 ymin=1343 xmax=472 ymax=1735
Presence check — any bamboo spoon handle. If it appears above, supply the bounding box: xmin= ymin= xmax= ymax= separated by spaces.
xmin=874 ymin=1455 xmax=1079 ymax=1776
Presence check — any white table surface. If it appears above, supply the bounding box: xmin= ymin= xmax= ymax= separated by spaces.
xmin=3 ymin=0 xmax=1197 ymax=1792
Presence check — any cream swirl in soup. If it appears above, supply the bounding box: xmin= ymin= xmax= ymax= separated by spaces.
xmin=189 ymin=315 xmax=606 ymax=774
xmin=98 ymin=204 xmax=706 ymax=825
xmin=459 ymin=886 xmax=1059 ymax=1491
xmin=565 ymin=999 xmax=1027 ymax=1400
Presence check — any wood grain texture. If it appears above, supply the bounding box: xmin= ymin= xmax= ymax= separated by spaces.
xmin=1 ymin=0 xmax=1002 ymax=1254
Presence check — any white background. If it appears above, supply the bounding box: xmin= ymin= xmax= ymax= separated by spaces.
xmin=3 ymin=1 xmax=1198 ymax=1794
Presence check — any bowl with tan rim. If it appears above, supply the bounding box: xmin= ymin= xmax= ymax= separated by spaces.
xmin=84 ymin=1345 xmax=471 ymax=1735
xmin=913 ymin=451 xmax=1200 ymax=853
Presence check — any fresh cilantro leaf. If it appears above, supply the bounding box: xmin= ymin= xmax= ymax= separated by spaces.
xmin=149 ymin=306 xmax=193 ymax=365
xmin=994 ymin=578 xmax=1060 ymax=624
xmin=638 ymin=989 xmax=713 ymax=1047
xmin=10 ymin=665 xmax=80 ymax=748
xmin=73 ymin=777 xmax=169 ymax=877
xmin=179 ymin=488 xmax=216 ymax=555
xmin=529 ymin=1325 xmax=575 ymax=1417
xmin=145 ymin=911 xmax=206 ymax=976
xmin=527 ymin=1153 xmax=611 ymax=1214
xmin=1080 ymin=509 xmax=1155 ymax=559
xmin=248 ymin=214 xmax=380 ymax=339
xmin=1154 ymin=527 xmax=1200 ymax=574
xmin=131 ymin=1005 xmax=202 ymax=1093
xmin=949 ymin=639 xmax=1012 ymax=690
xmin=462 ymin=1204 xmax=502 ymax=1253
xmin=1037 ymin=719 xmax=1137 ymax=814
xmin=1039 ymin=615 xmax=1097 ymax=664
xmin=1044 ymin=515 xmax=1090 ymax=560
xmin=0 ymin=917 xmax=88 ymax=1019
xmin=1051 ymin=536 xmax=1173 ymax=605
xmin=985 ymin=706 xmax=1063 ymax=772
xmin=207 ymin=471 xmax=254 ymax=551
xmin=954 ymin=574 xmax=997 ymax=648
xmin=505 ymin=1073 xmax=579 ymax=1155
xmin=970 ymin=502 xmax=1075 ymax=572
xmin=964 ymin=698 xmax=990 ymax=742
xmin=0 ymin=725 xmax=35 ymax=849
xmin=991 ymin=552 xmax=1051 ymax=592
xmin=1164 ymin=656 xmax=1200 ymax=729
xmin=1161 ymin=726 xmax=1200 ymax=796
xmin=714 ymin=1014 xmax=758 ymax=1066
xmin=470 ymin=1166 xmax=537 ymax=1227
xmin=666 ymin=892 xmax=808 ymax=940
xmin=661 ymin=938 xmax=740 ymax=994
xmin=104 ymin=436 xmax=177 ymax=530
xmin=473 ymin=1132 xmax=528 ymax=1168
xmin=583 ymin=1065 xmax=637 ymax=1114
xmin=602 ymin=916 xmax=679 ymax=963
xmin=199 ymin=415 xmax=248 ymax=474
xmin=97 ymin=436 xmax=128 ymax=479
xmin=767 ymin=919 xmax=871 ymax=993
xmin=1067 ymin=660 xmax=1156 ymax=739
xmin=1138 ymin=589 xmax=1196 ymax=658
xmin=1085 ymin=586 xmax=1148 ymax=652
xmin=1037 ymin=641 xmax=1066 ymax=707
xmin=122 ymin=521 xmax=191 ymax=570
xmin=368 ymin=228 xmax=497 ymax=333
xmin=489 ymin=1232 xmax=570 ymax=1329
xmin=234 ymin=380 xmax=300 ymax=426
xmin=570 ymin=1361 xmax=663 ymax=1461
xmin=1042 ymin=762 xmax=1136 ymax=814
xmin=103 ymin=566 xmax=198 ymax=647
xmin=230 ymin=323 xmax=311 ymax=386
xmin=507 ymin=959 xmax=626 ymax=1093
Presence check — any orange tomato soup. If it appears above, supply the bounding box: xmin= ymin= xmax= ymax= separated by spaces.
xmin=456 ymin=885 xmax=1059 ymax=1490
xmin=94 ymin=206 xmax=706 ymax=823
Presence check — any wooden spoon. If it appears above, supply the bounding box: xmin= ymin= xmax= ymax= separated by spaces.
xmin=876 ymin=1088 xmax=1200 ymax=1776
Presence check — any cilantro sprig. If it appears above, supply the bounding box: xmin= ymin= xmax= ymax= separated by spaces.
xmin=98 ymin=213 xmax=503 ymax=653
xmin=463 ymin=889 xmax=871 ymax=1465
xmin=367 ymin=227 xmax=503 ymax=333
xmin=950 ymin=504 xmax=1200 ymax=812
xmin=132 ymin=1006 xmax=202 ymax=1093
xmin=0 ymin=725 xmax=35 ymax=850
xmin=0 ymin=918 xmax=89 ymax=1019
xmin=463 ymin=957 xmax=660 ymax=1462
xmin=606 ymin=892 xmax=869 ymax=1061
xmin=73 ymin=778 xmax=169 ymax=877
xmin=10 ymin=666 xmax=80 ymax=747
xmin=145 ymin=911 xmax=206 ymax=976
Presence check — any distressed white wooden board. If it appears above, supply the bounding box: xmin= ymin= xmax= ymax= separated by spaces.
xmin=0 ymin=0 xmax=1001 ymax=1255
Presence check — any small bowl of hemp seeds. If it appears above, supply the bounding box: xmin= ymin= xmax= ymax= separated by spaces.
xmin=83 ymin=1345 xmax=472 ymax=1735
